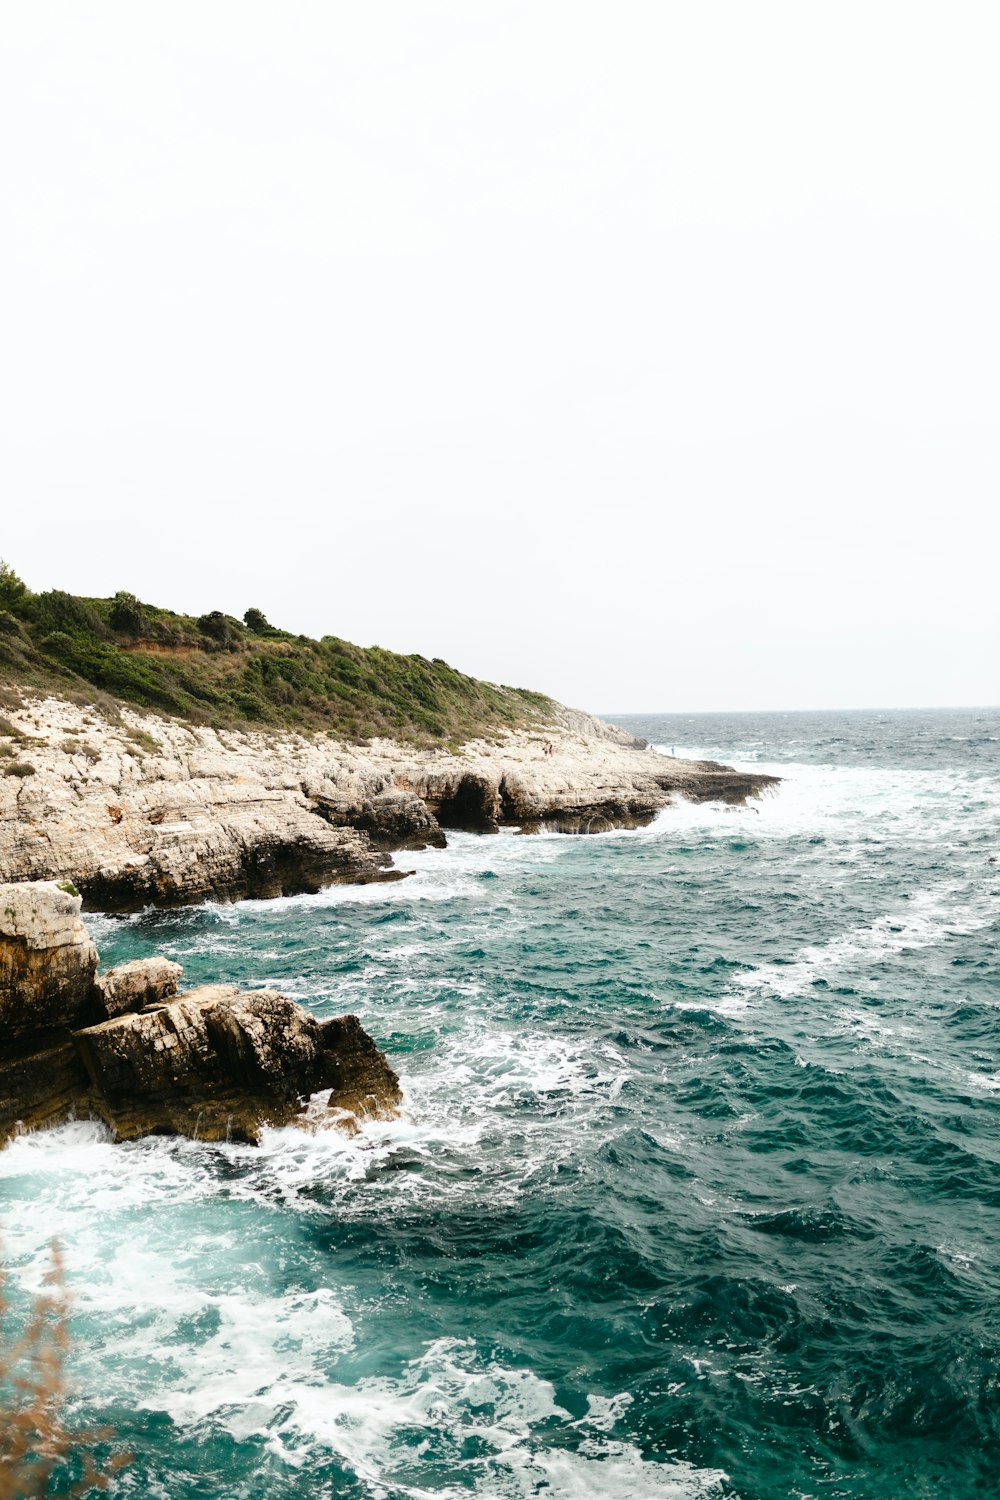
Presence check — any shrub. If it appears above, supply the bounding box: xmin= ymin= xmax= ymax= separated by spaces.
xmin=38 ymin=631 xmax=77 ymax=663
xmin=196 ymin=611 xmax=237 ymax=650
xmin=243 ymin=607 xmax=272 ymax=635
xmin=4 ymin=762 xmax=35 ymax=777
xmin=0 ymin=636 xmax=28 ymax=670
xmin=0 ymin=561 xmax=28 ymax=614
xmin=234 ymin=692 xmax=269 ymax=720
xmin=122 ymin=726 xmax=160 ymax=755
xmin=197 ymin=610 xmax=229 ymax=639
xmin=30 ymin=592 xmax=105 ymax=638
xmin=150 ymin=616 xmax=184 ymax=646
xmin=108 ymin=592 xmax=148 ymax=637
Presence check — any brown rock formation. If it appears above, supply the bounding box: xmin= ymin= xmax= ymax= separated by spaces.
xmin=0 ymin=880 xmax=98 ymax=1039
xmin=73 ymin=987 xmax=401 ymax=1143
xmin=0 ymin=880 xmax=401 ymax=1146
xmin=93 ymin=956 xmax=182 ymax=1019
xmin=0 ymin=1034 xmax=89 ymax=1140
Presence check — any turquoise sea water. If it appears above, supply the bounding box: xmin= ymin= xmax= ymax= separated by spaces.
xmin=2 ymin=708 xmax=999 ymax=1499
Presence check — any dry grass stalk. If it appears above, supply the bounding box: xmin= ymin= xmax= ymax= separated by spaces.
xmin=0 ymin=1240 xmax=128 ymax=1499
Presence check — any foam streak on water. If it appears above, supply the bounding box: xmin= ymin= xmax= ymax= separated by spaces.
xmin=2 ymin=707 xmax=999 ymax=1499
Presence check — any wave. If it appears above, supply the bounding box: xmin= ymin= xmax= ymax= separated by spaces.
xmin=727 ymin=880 xmax=997 ymax=1003
xmin=646 ymin=751 xmax=1000 ymax=853
xmin=0 ymin=1136 xmax=727 ymax=1499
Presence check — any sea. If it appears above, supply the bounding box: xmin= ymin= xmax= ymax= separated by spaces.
xmin=2 ymin=707 xmax=999 ymax=1500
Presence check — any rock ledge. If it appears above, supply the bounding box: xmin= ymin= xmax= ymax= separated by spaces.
xmin=0 ymin=695 xmax=779 ymax=912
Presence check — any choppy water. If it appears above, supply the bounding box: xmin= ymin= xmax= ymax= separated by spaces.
xmin=2 ymin=708 xmax=999 ymax=1499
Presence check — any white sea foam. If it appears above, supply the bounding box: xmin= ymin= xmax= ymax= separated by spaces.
xmin=634 ymin=751 xmax=1000 ymax=1012
xmin=0 ymin=1008 xmax=641 ymax=1495
xmin=726 ymin=879 xmax=997 ymax=1005
xmin=966 ymin=1071 xmax=1000 ymax=1094
xmin=647 ymin=746 xmax=1000 ymax=859
xmin=0 ymin=1006 xmax=633 ymax=1235
xmin=194 ymin=1336 xmax=726 ymax=1499
xmin=1 ymin=1147 xmax=722 ymax=1498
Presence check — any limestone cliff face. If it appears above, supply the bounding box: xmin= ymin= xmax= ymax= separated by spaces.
xmin=0 ymin=696 xmax=778 ymax=911
xmin=0 ymin=879 xmax=98 ymax=1039
xmin=0 ymin=880 xmax=401 ymax=1146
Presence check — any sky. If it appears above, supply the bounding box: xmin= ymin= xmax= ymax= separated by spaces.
xmin=2 ymin=1 xmax=997 ymax=713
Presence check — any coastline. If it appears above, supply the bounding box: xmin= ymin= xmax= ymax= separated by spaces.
xmin=0 ymin=695 xmax=778 ymax=912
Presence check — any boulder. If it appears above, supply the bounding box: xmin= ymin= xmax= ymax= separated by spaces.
xmin=0 ymin=878 xmax=404 ymax=1147
xmin=72 ymin=987 xmax=402 ymax=1143
xmin=316 ymin=1014 xmax=406 ymax=1119
xmin=309 ymin=784 xmax=445 ymax=850
xmin=356 ymin=791 xmax=446 ymax=849
xmin=93 ymin=956 xmax=182 ymax=1019
xmin=0 ymin=880 xmax=98 ymax=1040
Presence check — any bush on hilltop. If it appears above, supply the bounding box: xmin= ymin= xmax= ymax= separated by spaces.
xmin=243 ymin=607 xmax=274 ymax=635
xmin=0 ymin=563 xmax=27 ymax=614
xmin=0 ymin=564 xmax=552 ymax=745
xmin=108 ymin=592 xmax=148 ymax=637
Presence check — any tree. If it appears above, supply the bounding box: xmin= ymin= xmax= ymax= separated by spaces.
xmin=243 ymin=607 xmax=272 ymax=635
xmin=196 ymin=610 xmax=232 ymax=646
xmin=0 ymin=562 xmax=27 ymax=614
xmin=108 ymin=592 xmax=147 ymax=637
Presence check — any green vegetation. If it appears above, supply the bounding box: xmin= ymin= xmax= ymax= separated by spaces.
xmin=0 ymin=562 xmax=552 ymax=744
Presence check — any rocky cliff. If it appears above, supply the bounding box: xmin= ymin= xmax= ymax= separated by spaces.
xmin=0 ymin=696 xmax=778 ymax=911
xmin=0 ymin=880 xmax=402 ymax=1146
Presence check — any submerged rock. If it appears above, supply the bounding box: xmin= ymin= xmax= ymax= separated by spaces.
xmin=0 ymin=879 xmax=401 ymax=1146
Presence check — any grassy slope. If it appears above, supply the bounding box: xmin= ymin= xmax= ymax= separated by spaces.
xmin=0 ymin=567 xmax=552 ymax=745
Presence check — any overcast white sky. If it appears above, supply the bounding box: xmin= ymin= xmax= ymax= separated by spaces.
xmin=2 ymin=2 xmax=997 ymax=712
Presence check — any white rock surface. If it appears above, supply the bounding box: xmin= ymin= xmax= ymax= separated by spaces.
xmin=0 ymin=877 xmax=98 ymax=1038
xmin=0 ymin=696 xmax=776 ymax=910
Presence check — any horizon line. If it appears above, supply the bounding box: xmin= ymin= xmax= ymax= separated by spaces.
xmin=600 ymin=703 xmax=1000 ymax=717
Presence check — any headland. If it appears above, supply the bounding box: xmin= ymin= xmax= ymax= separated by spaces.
xmin=0 ymin=567 xmax=777 ymax=910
